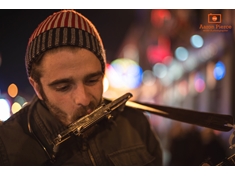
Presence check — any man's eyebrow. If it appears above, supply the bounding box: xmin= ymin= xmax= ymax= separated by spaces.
xmin=48 ymin=78 xmax=73 ymax=87
xmin=47 ymin=71 xmax=103 ymax=87
xmin=84 ymin=71 xmax=103 ymax=80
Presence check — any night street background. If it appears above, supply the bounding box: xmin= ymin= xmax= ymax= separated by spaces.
xmin=0 ymin=9 xmax=138 ymax=98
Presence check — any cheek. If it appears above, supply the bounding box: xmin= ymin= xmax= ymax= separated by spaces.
xmin=42 ymin=87 xmax=70 ymax=107
xmin=92 ymin=81 xmax=104 ymax=96
xmin=84 ymin=81 xmax=103 ymax=103
xmin=46 ymin=92 xmax=75 ymax=115
xmin=47 ymin=93 xmax=68 ymax=107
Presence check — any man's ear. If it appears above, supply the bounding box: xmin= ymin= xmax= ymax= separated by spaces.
xmin=29 ymin=77 xmax=43 ymax=100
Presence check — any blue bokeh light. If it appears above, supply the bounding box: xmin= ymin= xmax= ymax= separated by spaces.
xmin=213 ymin=61 xmax=226 ymax=80
xmin=190 ymin=34 xmax=204 ymax=48
xmin=175 ymin=47 xmax=189 ymax=61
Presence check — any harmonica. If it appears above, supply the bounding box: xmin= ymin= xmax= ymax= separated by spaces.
xmin=53 ymin=92 xmax=133 ymax=147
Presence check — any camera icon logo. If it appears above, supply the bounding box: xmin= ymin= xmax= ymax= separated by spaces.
xmin=208 ymin=13 xmax=222 ymax=23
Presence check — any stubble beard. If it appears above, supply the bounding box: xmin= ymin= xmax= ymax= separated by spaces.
xmin=45 ymin=100 xmax=100 ymax=126
xmin=39 ymin=85 xmax=102 ymax=126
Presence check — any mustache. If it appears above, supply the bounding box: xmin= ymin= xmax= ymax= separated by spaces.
xmin=72 ymin=100 xmax=103 ymax=119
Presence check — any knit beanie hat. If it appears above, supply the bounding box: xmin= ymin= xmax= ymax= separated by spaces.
xmin=25 ymin=9 xmax=106 ymax=77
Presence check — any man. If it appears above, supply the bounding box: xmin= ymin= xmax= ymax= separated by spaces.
xmin=0 ymin=10 xmax=162 ymax=165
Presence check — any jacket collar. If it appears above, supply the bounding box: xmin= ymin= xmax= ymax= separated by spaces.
xmin=29 ymin=96 xmax=67 ymax=146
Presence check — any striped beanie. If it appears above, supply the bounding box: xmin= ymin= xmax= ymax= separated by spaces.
xmin=25 ymin=10 xmax=106 ymax=77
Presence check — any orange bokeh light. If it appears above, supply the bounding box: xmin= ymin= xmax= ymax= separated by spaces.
xmin=8 ymin=83 xmax=18 ymax=98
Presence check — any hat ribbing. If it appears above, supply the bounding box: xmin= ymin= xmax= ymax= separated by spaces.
xmin=25 ymin=10 xmax=106 ymax=77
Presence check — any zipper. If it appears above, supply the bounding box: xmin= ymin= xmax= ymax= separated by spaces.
xmin=82 ymin=139 xmax=96 ymax=166
xmin=88 ymin=147 xmax=96 ymax=166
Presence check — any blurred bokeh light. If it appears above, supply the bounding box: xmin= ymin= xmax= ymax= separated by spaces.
xmin=103 ymin=75 xmax=109 ymax=93
xmin=0 ymin=98 xmax=11 ymax=121
xmin=153 ymin=63 xmax=168 ymax=79
xmin=151 ymin=9 xmax=171 ymax=28
xmin=175 ymin=47 xmax=189 ymax=61
xmin=11 ymin=102 xmax=21 ymax=114
xmin=8 ymin=83 xmax=18 ymax=98
xmin=142 ymin=70 xmax=156 ymax=86
xmin=213 ymin=61 xmax=226 ymax=80
xmin=106 ymin=58 xmax=143 ymax=89
xmin=190 ymin=34 xmax=204 ymax=48
xmin=194 ymin=72 xmax=205 ymax=93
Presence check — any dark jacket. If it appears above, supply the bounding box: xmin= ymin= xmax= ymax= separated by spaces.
xmin=0 ymin=96 xmax=163 ymax=166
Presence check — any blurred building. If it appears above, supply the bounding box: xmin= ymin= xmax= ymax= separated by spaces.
xmin=103 ymin=9 xmax=235 ymax=165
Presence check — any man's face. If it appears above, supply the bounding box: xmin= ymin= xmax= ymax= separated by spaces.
xmin=30 ymin=47 xmax=104 ymax=126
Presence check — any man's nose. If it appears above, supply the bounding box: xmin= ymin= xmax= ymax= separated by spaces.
xmin=73 ymin=84 xmax=90 ymax=107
